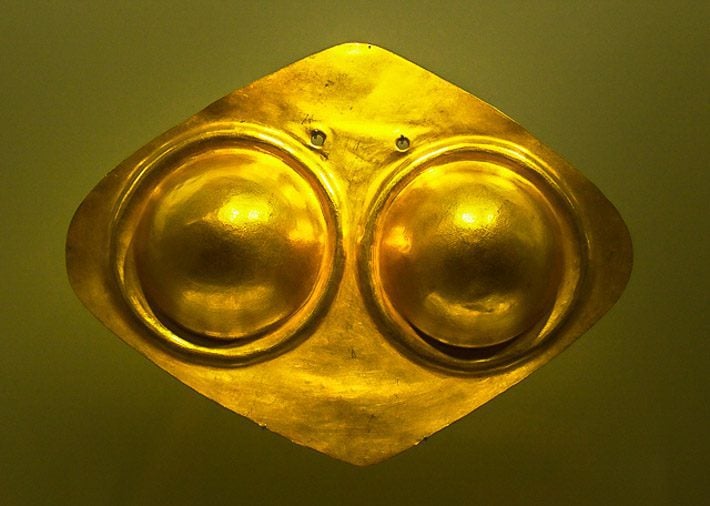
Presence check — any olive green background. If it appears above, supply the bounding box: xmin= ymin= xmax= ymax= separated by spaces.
xmin=1 ymin=1 xmax=707 ymax=504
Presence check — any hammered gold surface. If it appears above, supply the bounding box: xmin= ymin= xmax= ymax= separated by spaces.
xmin=66 ymin=43 xmax=632 ymax=464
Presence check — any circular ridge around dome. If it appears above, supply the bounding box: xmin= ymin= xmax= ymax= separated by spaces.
xmin=111 ymin=125 xmax=341 ymax=364
xmin=360 ymin=140 xmax=583 ymax=373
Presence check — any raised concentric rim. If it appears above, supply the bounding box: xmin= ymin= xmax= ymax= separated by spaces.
xmin=359 ymin=136 xmax=587 ymax=374
xmin=110 ymin=122 xmax=344 ymax=365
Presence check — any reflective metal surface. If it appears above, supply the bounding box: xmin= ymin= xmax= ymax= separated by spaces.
xmin=66 ymin=43 xmax=632 ymax=464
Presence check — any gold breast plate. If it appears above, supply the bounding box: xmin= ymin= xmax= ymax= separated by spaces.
xmin=67 ymin=43 xmax=632 ymax=464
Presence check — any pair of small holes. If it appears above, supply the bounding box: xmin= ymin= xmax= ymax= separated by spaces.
xmin=309 ymin=129 xmax=411 ymax=152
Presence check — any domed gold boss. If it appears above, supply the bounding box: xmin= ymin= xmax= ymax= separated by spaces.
xmin=67 ymin=43 xmax=632 ymax=465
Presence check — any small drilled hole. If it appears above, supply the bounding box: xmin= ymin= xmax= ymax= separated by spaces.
xmin=395 ymin=135 xmax=410 ymax=152
xmin=310 ymin=130 xmax=326 ymax=148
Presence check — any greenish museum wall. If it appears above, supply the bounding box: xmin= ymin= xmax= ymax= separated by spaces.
xmin=1 ymin=1 xmax=707 ymax=505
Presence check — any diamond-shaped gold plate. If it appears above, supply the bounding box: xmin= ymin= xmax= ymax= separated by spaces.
xmin=66 ymin=43 xmax=632 ymax=465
